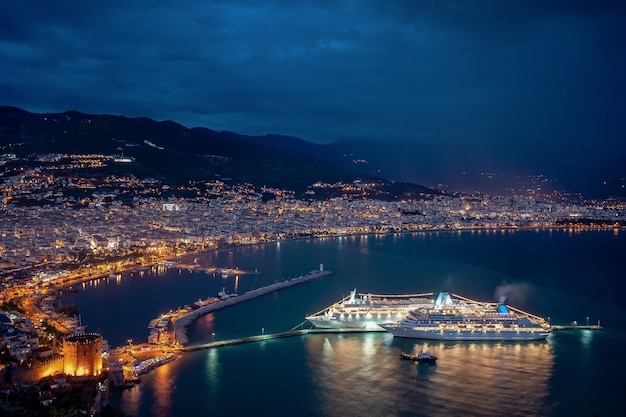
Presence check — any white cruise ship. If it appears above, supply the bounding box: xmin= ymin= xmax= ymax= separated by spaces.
xmin=381 ymin=292 xmax=551 ymax=341
xmin=305 ymin=289 xmax=433 ymax=330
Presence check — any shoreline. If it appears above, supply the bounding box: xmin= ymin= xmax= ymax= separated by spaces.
xmin=19 ymin=226 xmax=622 ymax=346
xmin=42 ymin=224 xmax=625 ymax=289
xmin=27 ymin=226 xmax=620 ymax=380
xmin=31 ymin=225 xmax=622 ymax=335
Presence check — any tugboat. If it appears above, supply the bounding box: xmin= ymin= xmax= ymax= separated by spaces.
xmin=400 ymin=350 xmax=438 ymax=364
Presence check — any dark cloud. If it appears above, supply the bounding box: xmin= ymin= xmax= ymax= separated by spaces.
xmin=1 ymin=0 xmax=625 ymax=149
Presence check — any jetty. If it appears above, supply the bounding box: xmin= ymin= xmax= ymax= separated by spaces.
xmin=130 ymin=277 xmax=608 ymax=381
xmin=550 ymin=319 xmax=602 ymax=331
xmin=183 ymin=328 xmax=372 ymax=352
xmin=551 ymin=324 xmax=603 ymax=331
xmin=169 ymin=266 xmax=331 ymax=345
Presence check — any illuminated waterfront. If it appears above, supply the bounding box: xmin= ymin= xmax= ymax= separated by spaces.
xmin=65 ymin=229 xmax=626 ymax=417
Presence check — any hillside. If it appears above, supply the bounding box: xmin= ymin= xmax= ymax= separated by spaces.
xmin=0 ymin=106 xmax=440 ymax=200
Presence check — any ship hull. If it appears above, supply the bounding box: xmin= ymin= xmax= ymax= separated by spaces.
xmin=306 ymin=291 xmax=551 ymax=341
xmin=306 ymin=317 xmax=397 ymax=330
xmin=384 ymin=327 xmax=550 ymax=341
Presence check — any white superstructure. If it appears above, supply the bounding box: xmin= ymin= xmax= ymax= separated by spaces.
xmin=305 ymin=289 xmax=433 ymax=330
xmin=381 ymin=292 xmax=551 ymax=341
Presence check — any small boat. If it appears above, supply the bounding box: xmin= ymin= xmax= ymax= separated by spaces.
xmin=400 ymin=351 xmax=417 ymax=360
xmin=400 ymin=350 xmax=437 ymax=364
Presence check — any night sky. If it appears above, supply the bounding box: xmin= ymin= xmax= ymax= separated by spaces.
xmin=1 ymin=1 xmax=625 ymax=150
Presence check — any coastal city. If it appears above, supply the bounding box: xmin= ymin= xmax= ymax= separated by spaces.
xmin=0 ymin=152 xmax=624 ymax=414
xmin=3 ymin=2 xmax=624 ymax=414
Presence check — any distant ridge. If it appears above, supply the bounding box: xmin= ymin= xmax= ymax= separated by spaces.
xmin=0 ymin=106 xmax=440 ymax=199
xmin=2 ymin=105 xmax=622 ymax=199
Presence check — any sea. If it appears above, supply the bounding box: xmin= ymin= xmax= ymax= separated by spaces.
xmin=62 ymin=229 xmax=626 ymax=417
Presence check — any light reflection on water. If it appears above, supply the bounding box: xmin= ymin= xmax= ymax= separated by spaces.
xmin=306 ymin=334 xmax=554 ymax=417
xmin=579 ymin=329 xmax=594 ymax=348
xmin=151 ymin=359 xmax=174 ymax=415
xmin=203 ymin=349 xmax=221 ymax=406
xmin=104 ymin=230 xmax=624 ymax=416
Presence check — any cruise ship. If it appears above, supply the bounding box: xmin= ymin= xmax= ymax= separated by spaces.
xmin=305 ymin=289 xmax=433 ymax=330
xmin=381 ymin=292 xmax=551 ymax=341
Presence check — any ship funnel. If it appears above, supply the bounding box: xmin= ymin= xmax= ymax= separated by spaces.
xmin=435 ymin=292 xmax=452 ymax=307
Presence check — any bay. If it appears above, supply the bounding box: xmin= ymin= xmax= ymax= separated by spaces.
xmin=66 ymin=229 xmax=626 ymax=417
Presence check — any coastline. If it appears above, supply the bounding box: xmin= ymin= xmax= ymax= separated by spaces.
xmin=11 ymin=226 xmax=620 ymax=388
xmin=34 ymin=224 xmax=622 ymax=340
xmin=45 ymin=223 xmax=624 ymax=291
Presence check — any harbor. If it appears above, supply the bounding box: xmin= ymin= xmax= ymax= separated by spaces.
xmin=110 ymin=265 xmax=332 ymax=382
xmin=170 ymin=266 xmax=331 ymax=345
xmin=107 ymin=265 xmax=331 ymax=381
xmin=166 ymin=261 xmax=260 ymax=278
xmin=101 ymin=231 xmax=623 ymax=417
xmin=117 ymin=281 xmax=604 ymax=383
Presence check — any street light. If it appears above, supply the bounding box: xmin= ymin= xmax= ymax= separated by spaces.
xmin=261 ymin=327 xmax=264 ymax=335
xmin=212 ymin=332 xmax=215 ymax=342
xmin=586 ymin=316 xmax=589 ymax=327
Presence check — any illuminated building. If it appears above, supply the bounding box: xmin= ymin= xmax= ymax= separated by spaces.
xmin=63 ymin=332 xmax=103 ymax=377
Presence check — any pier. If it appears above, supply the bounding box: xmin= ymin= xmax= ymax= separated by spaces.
xmin=111 ymin=266 xmax=331 ymax=381
xmin=182 ymin=328 xmax=377 ymax=352
xmin=182 ymin=322 xmax=605 ymax=353
xmin=169 ymin=267 xmax=332 ymax=345
xmin=550 ymin=318 xmax=602 ymax=331
xmin=131 ymin=278 xmax=605 ymax=381
xmin=550 ymin=324 xmax=603 ymax=331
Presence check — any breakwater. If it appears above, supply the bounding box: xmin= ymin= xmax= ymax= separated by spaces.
xmin=183 ymin=329 xmax=309 ymax=351
xmin=172 ymin=268 xmax=332 ymax=345
xmin=182 ymin=328 xmax=382 ymax=352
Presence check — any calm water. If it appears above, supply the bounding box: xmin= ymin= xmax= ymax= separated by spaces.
xmin=66 ymin=230 xmax=626 ymax=417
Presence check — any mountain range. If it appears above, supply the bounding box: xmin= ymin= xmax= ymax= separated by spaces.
xmin=1 ymin=106 xmax=624 ymax=200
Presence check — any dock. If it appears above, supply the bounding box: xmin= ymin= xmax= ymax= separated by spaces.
xmin=182 ymin=328 xmax=376 ymax=352
xmin=550 ymin=324 xmax=603 ymax=331
xmin=127 ymin=278 xmax=607 ymax=380
xmin=171 ymin=267 xmax=332 ymax=344
xmin=550 ymin=319 xmax=602 ymax=331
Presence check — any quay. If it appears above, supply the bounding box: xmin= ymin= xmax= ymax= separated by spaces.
xmin=182 ymin=322 xmax=605 ymax=353
xmin=551 ymin=324 xmax=603 ymax=331
xmin=170 ymin=266 xmax=331 ymax=345
xmin=183 ymin=328 xmax=377 ymax=352
xmin=551 ymin=318 xmax=602 ymax=331
xmin=131 ymin=279 xmax=604 ymax=380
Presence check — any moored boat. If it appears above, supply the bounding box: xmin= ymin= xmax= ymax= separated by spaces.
xmin=305 ymin=289 xmax=433 ymax=330
xmin=382 ymin=292 xmax=551 ymax=341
